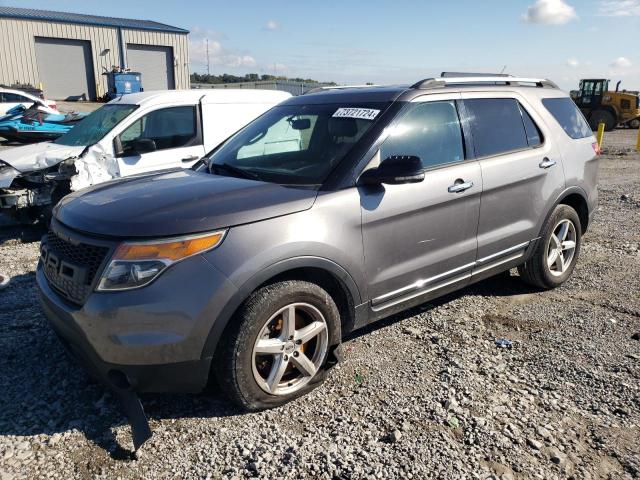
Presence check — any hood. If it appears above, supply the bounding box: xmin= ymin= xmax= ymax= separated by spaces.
xmin=54 ymin=170 xmax=318 ymax=237
xmin=0 ymin=142 xmax=85 ymax=172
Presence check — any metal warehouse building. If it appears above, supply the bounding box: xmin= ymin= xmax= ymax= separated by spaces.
xmin=0 ymin=7 xmax=189 ymax=101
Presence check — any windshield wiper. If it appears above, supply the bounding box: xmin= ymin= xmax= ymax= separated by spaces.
xmin=210 ymin=162 xmax=262 ymax=181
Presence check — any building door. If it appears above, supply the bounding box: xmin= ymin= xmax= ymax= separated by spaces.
xmin=126 ymin=44 xmax=175 ymax=91
xmin=34 ymin=37 xmax=96 ymax=101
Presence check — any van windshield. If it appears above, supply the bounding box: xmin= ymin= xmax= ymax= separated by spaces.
xmin=207 ymin=103 xmax=388 ymax=185
xmin=54 ymin=104 xmax=138 ymax=147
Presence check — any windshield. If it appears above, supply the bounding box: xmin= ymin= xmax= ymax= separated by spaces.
xmin=54 ymin=104 xmax=137 ymax=146
xmin=207 ymin=103 xmax=388 ymax=185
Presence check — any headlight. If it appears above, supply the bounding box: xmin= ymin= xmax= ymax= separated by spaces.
xmin=97 ymin=230 xmax=226 ymax=291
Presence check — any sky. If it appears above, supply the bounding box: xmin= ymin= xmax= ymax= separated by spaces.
xmin=2 ymin=0 xmax=640 ymax=91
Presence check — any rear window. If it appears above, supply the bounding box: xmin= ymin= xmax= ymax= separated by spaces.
xmin=464 ymin=98 xmax=529 ymax=157
xmin=542 ymin=98 xmax=592 ymax=139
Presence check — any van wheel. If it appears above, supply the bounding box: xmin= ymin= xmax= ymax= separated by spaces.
xmin=518 ymin=205 xmax=582 ymax=289
xmin=215 ymin=280 xmax=340 ymax=411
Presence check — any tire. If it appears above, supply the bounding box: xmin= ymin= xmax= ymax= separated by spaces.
xmin=518 ymin=205 xmax=582 ymax=290
xmin=215 ymin=280 xmax=341 ymax=411
xmin=629 ymin=118 xmax=640 ymax=129
xmin=589 ymin=109 xmax=616 ymax=132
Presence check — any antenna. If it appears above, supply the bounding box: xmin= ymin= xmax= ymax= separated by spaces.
xmin=500 ymin=65 xmax=507 ymax=74
xmin=206 ymin=39 xmax=210 ymax=75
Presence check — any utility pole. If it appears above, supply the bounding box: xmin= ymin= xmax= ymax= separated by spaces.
xmin=206 ymin=38 xmax=210 ymax=76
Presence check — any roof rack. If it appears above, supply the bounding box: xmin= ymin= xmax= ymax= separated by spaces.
xmin=440 ymin=72 xmax=512 ymax=78
xmin=304 ymin=84 xmax=381 ymax=95
xmin=411 ymin=77 xmax=558 ymax=89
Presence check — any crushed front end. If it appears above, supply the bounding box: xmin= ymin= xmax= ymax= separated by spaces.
xmin=0 ymin=159 xmax=77 ymax=223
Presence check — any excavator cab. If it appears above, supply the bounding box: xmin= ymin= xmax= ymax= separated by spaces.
xmin=575 ymin=79 xmax=608 ymax=109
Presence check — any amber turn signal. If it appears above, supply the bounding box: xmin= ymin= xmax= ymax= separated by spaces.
xmin=113 ymin=231 xmax=226 ymax=262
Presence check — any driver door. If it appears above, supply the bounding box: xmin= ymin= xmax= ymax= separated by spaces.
xmin=360 ymin=95 xmax=482 ymax=313
xmin=115 ymin=105 xmax=205 ymax=177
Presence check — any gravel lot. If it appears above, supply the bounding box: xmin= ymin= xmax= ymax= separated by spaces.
xmin=0 ymin=129 xmax=639 ymax=480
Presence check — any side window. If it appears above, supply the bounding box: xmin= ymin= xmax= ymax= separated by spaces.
xmin=518 ymin=103 xmax=543 ymax=147
xmin=3 ymin=93 xmax=28 ymax=103
xmin=118 ymin=106 xmax=197 ymax=154
xmin=464 ymin=98 xmax=529 ymax=157
xmin=542 ymin=98 xmax=593 ymax=139
xmin=380 ymin=100 xmax=464 ymax=170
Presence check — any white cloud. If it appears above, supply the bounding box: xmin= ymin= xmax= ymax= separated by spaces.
xmin=566 ymin=58 xmax=580 ymax=67
xmin=598 ymin=0 xmax=640 ymax=16
xmin=523 ymin=0 xmax=578 ymax=25
xmin=264 ymin=20 xmax=280 ymax=31
xmin=610 ymin=56 xmax=632 ymax=68
xmin=189 ymin=28 xmax=256 ymax=70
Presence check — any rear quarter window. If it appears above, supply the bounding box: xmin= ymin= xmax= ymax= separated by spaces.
xmin=542 ymin=97 xmax=592 ymax=139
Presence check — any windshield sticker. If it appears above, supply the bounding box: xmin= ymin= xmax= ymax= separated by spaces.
xmin=332 ymin=108 xmax=380 ymax=121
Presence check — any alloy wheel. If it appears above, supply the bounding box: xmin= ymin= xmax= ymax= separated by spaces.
xmin=546 ymin=219 xmax=577 ymax=277
xmin=251 ymin=302 xmax=328 ymax=396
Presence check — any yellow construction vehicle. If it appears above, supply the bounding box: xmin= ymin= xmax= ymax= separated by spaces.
xmin=572 ymin=79 xmax=640 ymax=131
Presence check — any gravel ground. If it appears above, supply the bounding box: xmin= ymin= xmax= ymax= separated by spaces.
xmin=0 ymin=129 xmax=639 ymax=480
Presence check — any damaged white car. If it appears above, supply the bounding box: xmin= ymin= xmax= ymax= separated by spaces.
xmin=0 ymin=89 xmax=291 ymax=222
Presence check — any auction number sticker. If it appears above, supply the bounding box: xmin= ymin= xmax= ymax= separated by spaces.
xmin=332 ymin=107 xmax=380 ymax=120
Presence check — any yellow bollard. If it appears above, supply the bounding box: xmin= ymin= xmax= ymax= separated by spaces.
xmin=636 ymin=127 xmax=640 ymax=152
xmin=596 ymin=122 xmax=605 ymax=149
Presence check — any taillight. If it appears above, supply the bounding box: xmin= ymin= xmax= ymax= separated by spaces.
xmin=592 ymin=142 xmax=601 ymax=156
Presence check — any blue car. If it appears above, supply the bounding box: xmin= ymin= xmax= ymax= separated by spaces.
xmin=0 ymin=103 xmax=86 ymax=143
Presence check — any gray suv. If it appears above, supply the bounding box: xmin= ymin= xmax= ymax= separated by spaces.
xmin=37 ymin=76 xmax=599 ymax=446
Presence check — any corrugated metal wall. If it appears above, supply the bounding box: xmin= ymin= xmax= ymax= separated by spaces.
xmin=122 ymin=29 xmax=189 ymax=91
xmin=0 ymin=17 xmax=189 ymax=99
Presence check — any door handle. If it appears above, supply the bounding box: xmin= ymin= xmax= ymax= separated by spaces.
xmin=448 ymin=180 xmax=474 ymax=193
xmin=539 ymin=158 xmax=556 ymax=169
xmin=182 ymin=155 xmax=200 ymax=162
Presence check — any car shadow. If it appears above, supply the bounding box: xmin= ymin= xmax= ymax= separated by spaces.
xmin=0 ymin=222 xmax=46 ymax=245
xmin=0 ymin=270 xmax=244 ymax=460
xmin=0 ymin=268 xmax=541 ymax=460
xmin=345 ymin=270 xmax=542 ymax=341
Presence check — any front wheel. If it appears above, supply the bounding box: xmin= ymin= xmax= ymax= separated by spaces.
xmin=215 ymin=280 xmax=341 ymax=410
xmin=589 ymin=110 xmax=616 ymax=131
xmin=518 ymin=205 xmax=582 ymax=289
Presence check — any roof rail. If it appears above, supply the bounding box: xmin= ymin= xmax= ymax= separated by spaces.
xmin=304 ymin=84 xmax=381 ymax=95
xmin=440 ymin=72 xmax=512 ymax=78
xmin=411 ymin=76 xmax=558 ymax=89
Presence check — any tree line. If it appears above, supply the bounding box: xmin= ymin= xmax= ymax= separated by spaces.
xmin=190 ymin=73 xmax=336 ymax=85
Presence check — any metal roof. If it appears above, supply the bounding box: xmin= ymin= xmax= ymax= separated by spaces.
xmin=0 ymin=6 xmax=188 ymax=34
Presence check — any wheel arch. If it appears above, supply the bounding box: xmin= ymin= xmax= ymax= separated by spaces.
xmin=556 ymin=188 xmax=590 ymax=234
xmin=200 ymin=257 xmax=362 ymax=361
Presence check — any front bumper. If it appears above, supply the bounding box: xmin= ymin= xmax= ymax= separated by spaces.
xmin=36 ymin=249 xmax=238 ymax=393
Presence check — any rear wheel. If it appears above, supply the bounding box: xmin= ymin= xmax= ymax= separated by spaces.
xmin=518 ymin=205 xmax=582 ymax=289
xmin=629 ymin=118 xmax=640 ymax=129
xmin=215 ymin=280 xmax=340 ymax=410
xmin=589 ymin=109 xmax=616 ymax=131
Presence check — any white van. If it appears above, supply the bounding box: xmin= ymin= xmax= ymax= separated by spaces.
xmin=0 ymin=89 xmax=290 ymax=220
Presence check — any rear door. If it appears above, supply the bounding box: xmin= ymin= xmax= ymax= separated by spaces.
xmin=114 ymin=105 xmax=205 ymax=177
xmin=461 ymin=93 xmax=565 ymax=272
xmin=360 ymin=94 xmax=482 ymax=312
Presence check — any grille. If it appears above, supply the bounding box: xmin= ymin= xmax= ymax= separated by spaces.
xmin=42 ymin=230 xmax=110 ymax=304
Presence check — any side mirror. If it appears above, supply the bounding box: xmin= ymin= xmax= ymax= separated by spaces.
xmin=132 ymin=138 xmax=157 ymax=154
xmin=358 ymin=155 xmax=424 ymax=186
